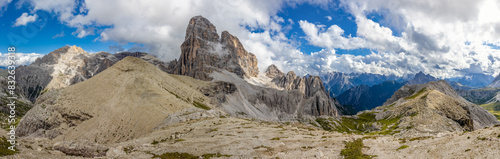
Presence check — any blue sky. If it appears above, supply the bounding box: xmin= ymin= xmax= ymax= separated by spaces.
xmin=1 ymin=0 xmax=500 ymax=78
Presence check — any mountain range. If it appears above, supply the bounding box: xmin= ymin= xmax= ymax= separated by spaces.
xmin=1 ymin=15 xmax=500 ymax=158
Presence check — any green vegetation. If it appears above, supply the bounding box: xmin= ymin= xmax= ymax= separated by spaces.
xmin=174 ymin=139 xmax=185 ymax=143
xmin=315 ymin=112 xmax=401 ymax=135
xmin=151 ymin=140 xmax=159 ymax=145
xmin=408 ymin=136 xmax=432 ymax=141
xmin=0 ymin=97 xmax=33 ymax=131
xmin=340 ymin=139 xmax=376 ymax=159
xmin=152 ymin=152 xmax=198 ymax=159
xmin=193 ymin=101 xmax=211 ymax=110
xmin=405 ymin=88 xmax=427 ymax=100
xmin=465 ymin=149 xmax=471 ymax=152
xmin=201 ymin=153 xmax=232 ymax=159
xmin=396 ymin=145 xmax=409 ymax=151
xmin=480 ymin=102 xmax=500 ymax=120
xmin=0 ymin=136 xmax=17 ymax=157
xmin=270 ymin=137 xmax=280 ymax=140
xmin=477 ymin=137 xmax=487 ymax=140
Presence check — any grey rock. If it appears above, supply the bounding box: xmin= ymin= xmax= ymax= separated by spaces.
xmin=170 ymin=16 xmax=258 ymax=80
xmin=264 ymin=64 xmax=283 ymax=79
xmin=53 ymin=140 xmax=108 ymax=157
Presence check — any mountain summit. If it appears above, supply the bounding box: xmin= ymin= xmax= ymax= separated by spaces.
xmin=169 ymin=16 xmax=258 ymax=80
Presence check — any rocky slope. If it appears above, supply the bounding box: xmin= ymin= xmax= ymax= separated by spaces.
xmin=167 ymin=16 xmax=344 ymax=119
xmin=16 ymin=46 xmax=168 ymax=102
xmin=9 ymin=113 xmax=500 ymax=159
xmin=315 ymin=80 xmax=499 ymax=137
xmin=17 ymin=57 xmax=220 ymax=144
xmin=379 ymin=81 xmax=499 ymax=133
xmin=456 ymin=88 xmax=500 ymax=104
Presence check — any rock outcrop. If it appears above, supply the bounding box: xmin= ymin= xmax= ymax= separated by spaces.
xmin=169 ymin=16 xmax=258 ymax=80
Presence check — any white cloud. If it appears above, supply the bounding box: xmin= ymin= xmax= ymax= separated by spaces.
xmin=19 ymin=0 xmax=500 ymax=78
xmin=13 ymin=13 xmax=38 ymax=27
xmin=0 ymin=53 xmax=43 ymax=67
xmin=0 ymin=0 xmax=12 ymax=16
xmin=325 ymin=16 xmax=332 ymax=21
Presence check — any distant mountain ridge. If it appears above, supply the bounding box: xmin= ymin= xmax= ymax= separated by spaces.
xmin=321 ymin=71 xmax=408 ymax=97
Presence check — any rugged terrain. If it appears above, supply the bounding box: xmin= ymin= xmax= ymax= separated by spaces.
xmin=314 ymin=80 xmax=499 ymax=137
xmin=6 ymin=115 xmax=500 ymax=158
xmin=166 ymin=16 xmax=344 ymax=119
xmin=16 ymin=46 xmax=168 ymax=102
xmin=2 ymin=15 xmax=500 ymax=159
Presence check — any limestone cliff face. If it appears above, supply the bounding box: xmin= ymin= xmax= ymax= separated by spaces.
xmin=171 ymin=16 xmax=258 ymax=80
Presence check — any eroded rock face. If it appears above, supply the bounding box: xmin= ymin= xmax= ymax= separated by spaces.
xmin=170 ymin=16 xmax=259 ymax=80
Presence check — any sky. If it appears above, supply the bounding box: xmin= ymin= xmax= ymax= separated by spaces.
xmin=0 ymin=0 xmax=500 ymax=78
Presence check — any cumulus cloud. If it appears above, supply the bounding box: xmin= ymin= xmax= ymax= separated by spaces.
xmin=13 ymin=12 xmax=38 ymax=27
xmin=18 ymin=0 xmax=500 ymax=78
xmin=0 ymin=53 xmax=43 ymax=67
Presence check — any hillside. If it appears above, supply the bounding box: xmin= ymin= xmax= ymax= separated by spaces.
xmin=17 ymin=57 xmax=218 ymax=143
xmin=314 ymin=81 xmax=499 ymax=137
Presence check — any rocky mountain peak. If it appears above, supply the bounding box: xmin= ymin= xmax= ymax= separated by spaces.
xmin=407 ymin=71 xmax=438 ymax=85
xmin=265 ymin=64 xmax=283 ymax=78
xmin=185 ymin=15 xmax=219 ymax=42
xmin=220 ymin=31 xmax=259 ymax=77
xmin=173 ymin=16 xmax=259 ymax=80
xmin=68 ymin=45 xmax=85 ymax=53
